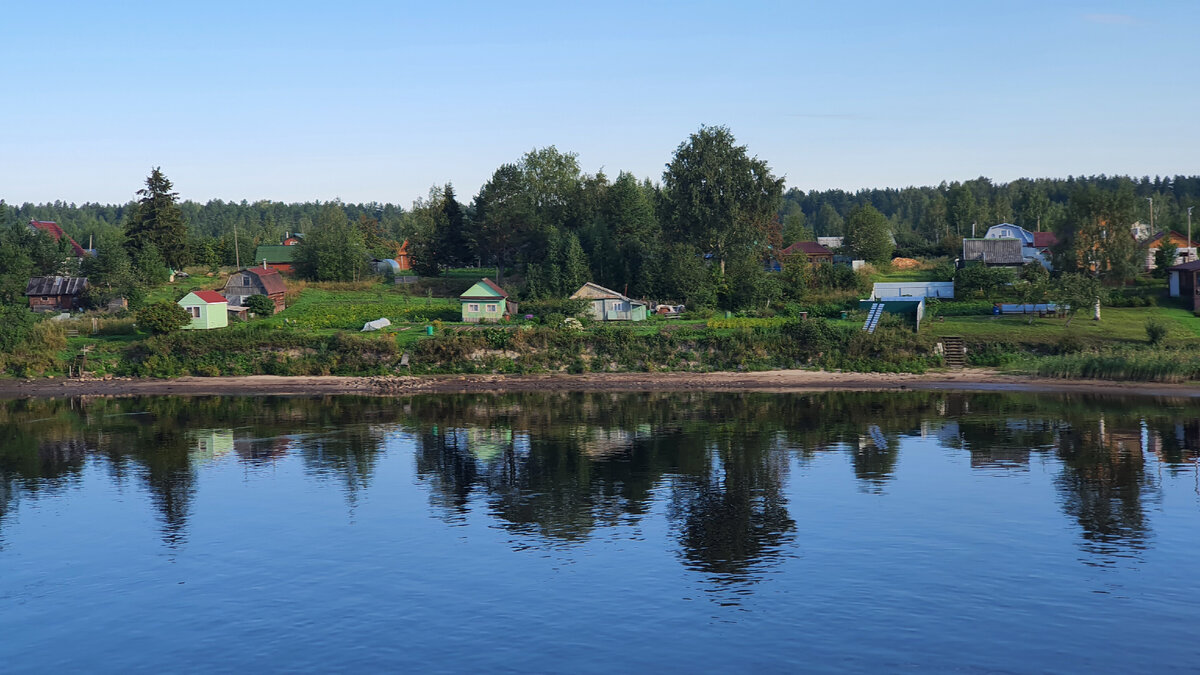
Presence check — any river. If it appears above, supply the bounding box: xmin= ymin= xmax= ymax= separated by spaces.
xmin=2 ymin=392 xmax=1198 ymax=672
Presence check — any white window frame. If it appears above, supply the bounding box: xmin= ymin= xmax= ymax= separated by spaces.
xmin=468 ymin=303 xmax=480 ymax=312
xmin=187 ymin=306 xmax=201 ymax=318
xmin=485 ymin=303 xmax=498 ymax=313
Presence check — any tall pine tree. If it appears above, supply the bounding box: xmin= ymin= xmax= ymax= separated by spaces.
xmin=125 ymin=167 xmax=188 ymax=268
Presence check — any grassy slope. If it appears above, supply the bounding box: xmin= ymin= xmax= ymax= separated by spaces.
xmin=927 ymin=305 xmax=1199 ymax=348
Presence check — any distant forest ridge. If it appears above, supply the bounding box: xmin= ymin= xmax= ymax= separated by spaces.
xmin=4 ymin=173 xmax=1198 ymax=250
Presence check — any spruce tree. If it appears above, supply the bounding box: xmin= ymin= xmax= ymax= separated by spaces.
xmin=125 ymin=167 xmax=189 ymax=268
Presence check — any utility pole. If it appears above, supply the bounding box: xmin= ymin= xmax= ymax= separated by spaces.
xmin=1189 ymin=206 xmax=1195 ymax=261
xmin=1146 ymin=197 xmax=1155 ymax=233
xmin=234 ymin=222 xmax=241 ymax=269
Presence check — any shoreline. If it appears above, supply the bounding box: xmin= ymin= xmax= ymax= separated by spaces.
xmin=2 ymin=370 xmax=1200 ymax=399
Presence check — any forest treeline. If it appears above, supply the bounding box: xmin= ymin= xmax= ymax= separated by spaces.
xmin=3 ymin=124 xmax=1198 ymax=311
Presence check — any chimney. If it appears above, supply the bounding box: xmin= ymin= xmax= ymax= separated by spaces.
xmin=262 ymin=259 xmax=267 ymax=269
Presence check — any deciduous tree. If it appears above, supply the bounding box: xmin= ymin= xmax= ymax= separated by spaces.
xmin=662 ymin=125 xmax=783 ymax=276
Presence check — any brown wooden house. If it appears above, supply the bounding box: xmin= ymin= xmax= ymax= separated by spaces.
xmin=222 ymin=266 xmax=287 ymax=313
xmin=25 ymin=276 xmax=88 ymax=312
xmin=780 ymin=241 xmax=834 ymax=264
xmin=1168 ymin=260 xmax=1200 ymax=311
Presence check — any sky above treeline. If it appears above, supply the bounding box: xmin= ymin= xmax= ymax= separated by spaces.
xmin=3 ymin=0 xmax=1196 ymax=205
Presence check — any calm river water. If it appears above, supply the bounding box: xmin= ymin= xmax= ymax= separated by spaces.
xmin=2 ymin=391 xmax=1199 ymax=672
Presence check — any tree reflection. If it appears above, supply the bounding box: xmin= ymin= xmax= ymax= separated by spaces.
xmin=1054 ymin=418 xmax=1157 ymax=561
xmin=0 ymin=390 xmax=1197 ymax=579
xmin=667 ymin=430 xmax=795 ymax=583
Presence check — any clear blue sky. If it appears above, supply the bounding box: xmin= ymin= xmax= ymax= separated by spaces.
xmin=2 ymin=0 xmax=1197 ymax=205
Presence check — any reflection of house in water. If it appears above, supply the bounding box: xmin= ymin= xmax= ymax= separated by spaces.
xmin=188 ymin=429 xmax=235 ymax=463
xmin=466 ymin=427 xmax=515 ymax=462
xmin=236 ymin=436 xmax=294 ymax=464
xmin=571 ymin=425 xmax=652 ymax=459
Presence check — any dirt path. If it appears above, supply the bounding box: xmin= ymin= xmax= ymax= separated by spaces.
xmin=3 ymin=370 xmax=1200 ymax=399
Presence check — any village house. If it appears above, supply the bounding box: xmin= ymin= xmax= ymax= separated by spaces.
xmin=961 ymin=238 xmax=1026 ymax=268
xmin=1142 ymin=230 xmax=1198 ymax=271
xmin=781 ymin=241 xmax=834 ymax=264
xmin=570 ymin=282 xmax=648 ymax=321
xmin=222 ymin=266 xmax=287 ymax=314
xmin=178 ymin=290 xmax=229 ymax=330
xmin=459 ymin=278 xmax=511 ymax=323
xmin=252 ymin=245 xmax=296 ymax=274
xmin=982 ymin=223 xmax=1057 ymax=269
xmin=282 ymin=232 xmax=305 ymax=246
xmin=1167 ymin=260 xmax=1200 ymax=311
xmin=25 ymin=276 xmax=88 ymax=312
xmin=29 ymin=220 xmax=90 ymax=257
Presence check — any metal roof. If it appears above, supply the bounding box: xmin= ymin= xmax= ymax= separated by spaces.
xmin=25 ymin=276 xmax=88 ymax=296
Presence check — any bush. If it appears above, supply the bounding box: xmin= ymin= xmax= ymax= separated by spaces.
xmin=245 ymin=294 xmax=275 ymax=316
xmin=0 ymin=304 xmax=37 ymax=353
xmin=1146 ymin=318 xmax=1168 ymax=346
xmin=137 ymin=301 xmax=191 ymax=334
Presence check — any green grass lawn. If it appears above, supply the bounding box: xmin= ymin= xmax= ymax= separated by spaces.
xmin=267 ymin=286 xmax=460 ymax=330
xmin=143 ymin=273 xmax=228 ymax=304
xmin=871 ymin=269 xmax=945 ymax=282
xmin=927 ymin=305 xmax=1200 ymax=348
xmin=442 ymin=267 xmax=500 ymax=279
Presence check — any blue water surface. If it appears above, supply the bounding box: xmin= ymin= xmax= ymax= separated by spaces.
xmin=1 ymin=391 xmax=1198 ymax=673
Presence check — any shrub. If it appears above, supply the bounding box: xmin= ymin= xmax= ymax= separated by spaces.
xmin=137 ymin=301 xmax=191 ymax=334
xmin=245 ymin=294 xmax=276 ymax=316
xmin=1145 ymin=318 xmax=1168 ymax=346
xmin=0 ymin=304 xmax=37 ymax=353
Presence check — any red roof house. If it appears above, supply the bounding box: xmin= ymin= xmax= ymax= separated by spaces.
xmin=29 ymin=220 xmax=88 ymax=257
xmin=780 ymin=241 xmax=834 ymax=263
xmin=192 ymin=290 xmax=228 ymax=303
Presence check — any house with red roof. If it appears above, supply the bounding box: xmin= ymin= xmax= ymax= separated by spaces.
xmin=29 ymin=220 xmax=90 ymax=258
xmin=222 ymin=265 xmax=287 ymax=314
xmin=781 ymin=241 xmax=834 ymax=264
xmin=178 ymin=290 xmax=229 ymax=330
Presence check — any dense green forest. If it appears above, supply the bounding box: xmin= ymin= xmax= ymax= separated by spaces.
xmin=3 ymin=124 xmax=1198 ymax=313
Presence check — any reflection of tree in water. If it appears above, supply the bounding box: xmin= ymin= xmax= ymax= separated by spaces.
xmin=667 ymin=430 xmax=795 ymax=584
xmin=2 ymin=390 xmax=1198 ymax=574
xmin=0 ymin=395 xmax=398 ymax=546
xmin=1054 ymin=419 xmax=1159 ymax=561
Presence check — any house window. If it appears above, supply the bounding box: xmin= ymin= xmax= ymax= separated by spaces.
xmin=485 ymin=304 xmax=497 ymax=313
xmin=468 ymin=303 xmax=480 ymax=312
xmin=243 ymin=275 xmax=251 ymax=285
xmin=188 ymin=306 xmax=201 ymax=318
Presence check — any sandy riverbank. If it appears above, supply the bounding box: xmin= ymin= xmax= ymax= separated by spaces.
xmin=2 ymin=370 xmax=1200 ymax=399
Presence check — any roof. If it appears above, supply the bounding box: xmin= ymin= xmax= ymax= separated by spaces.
xmin=1167 ymin=259 xmax=1200 ymax=272
xmin=232 ymin=267 xmax=288 ymax=295
xmin=1146 ymin=230 xmax=1199 ymax=248
xmin=189 ymin=290 xmax=227 ymax=304
xmin=781 ymin=241 xmax=833 ymax=257
xmin=254 ymin=245 xmax=297 ymax=263
xmin=25 ymin=276 xmax=88 ymax=296
xmin=460 ymin=278 xmax=508 ymax=300
xmin=962 ymin=238 xmax=1025 ymax=265
xmin=570 ymin=282 xmax=648 ymax=305
xmin=1031 ymin=231 xmax=1059 ymax=249
xmin=29 ymin=220 xmax=88 ymax=257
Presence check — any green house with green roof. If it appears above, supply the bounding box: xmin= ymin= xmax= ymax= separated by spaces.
xmin=459 ymin=278 xmax=511 ymax=323
xmin=253 ymin=245 xmax=297 ymax=273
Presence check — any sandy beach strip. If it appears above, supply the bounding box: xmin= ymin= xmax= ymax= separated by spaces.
xmin=2 ymin=370 xmax=1200 ymax=399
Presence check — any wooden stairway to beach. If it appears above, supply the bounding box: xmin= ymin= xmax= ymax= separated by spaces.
xmin=942 ymin=336 xmax=966 ymax=369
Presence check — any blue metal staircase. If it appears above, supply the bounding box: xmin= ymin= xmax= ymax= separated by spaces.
xmin=862 ymin=303 xmax=884 ymax=333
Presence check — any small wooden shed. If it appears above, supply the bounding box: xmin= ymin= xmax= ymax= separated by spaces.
xmin=178 ymin=290 xmax=229 ymax=330
xmin=25 ymin=276 xmax=88 ymax=312
xmin=223 ymin=266 xmax=287 ymax=314
xmin=459 ymin=278 xmax=510 ymax=323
